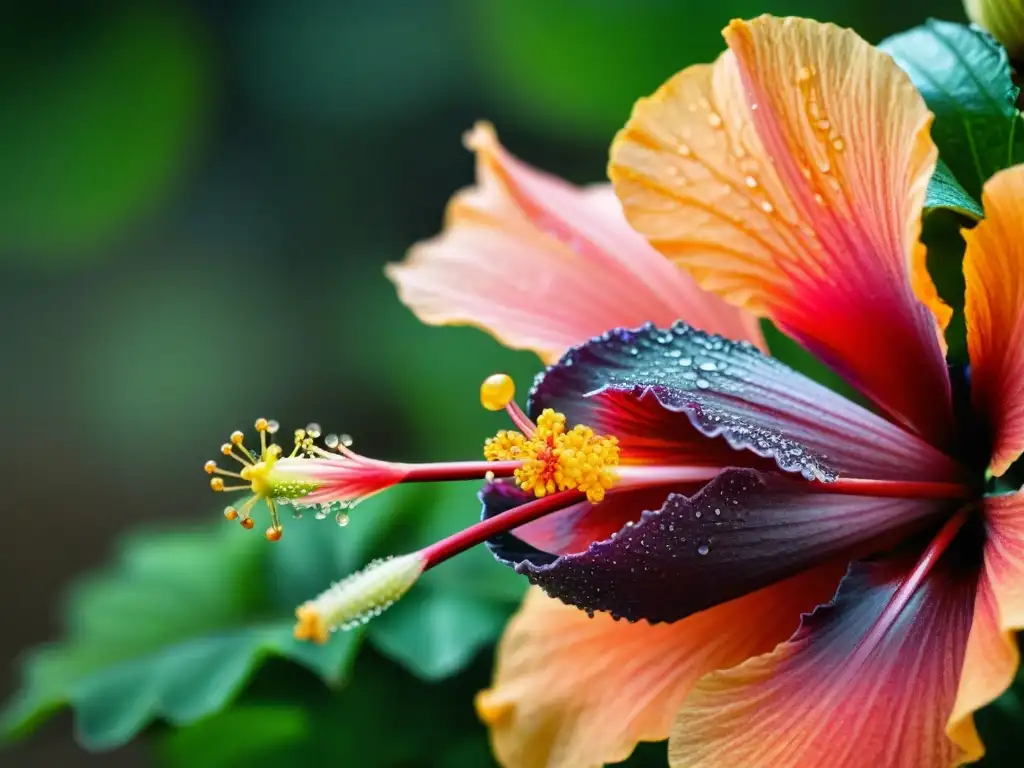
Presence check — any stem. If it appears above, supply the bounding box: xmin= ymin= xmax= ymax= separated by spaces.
xmin=421 ymin=490 xmax=586 ymax=569
xmin=403 ymin=460 xmax=519 ymax=483
xmin=807 ymin=478 xmax=973 ymax=500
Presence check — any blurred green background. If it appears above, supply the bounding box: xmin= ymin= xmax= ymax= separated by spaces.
xmin=0 ymin=0 xmax=975 ymax=766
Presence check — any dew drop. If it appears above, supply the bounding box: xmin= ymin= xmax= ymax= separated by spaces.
xmin=760 ymin=201 xmax=774 ymax=214
xmin=695 ymin=510 xmax=702 ymax=519
xmin=816 ymin=119 xmax=830 ymax=131
xmin=818 ymin=160 xmax=831 ymax=173
xmin=678 ymin=143 xmax=692 ymax=157
xmin=699 ymin=361 xmax=718 ymax=372
xmin=336 ymin=511 xmax=350 ymax=527
xmin=796 ymin=66 xmax=813 ymax=83
xmin=324 ymin=433 xmax=340 ymax=449
xmin=832 ymin=138 xmax=845 ymax=152
xmin=697 ymin=544 xmax=710 ymax=556
xmin=696 ymin=378 xmax=711 ymax=389
xmin=814 ymin=192 xmax=826 ymax=206
xmin=340 ymin=434 xmax=354 ymax=447
xmin=714 ymin=508 xmax=721 ymax=516
xmin=707 ymin=112 xmax=723 ymax=128
xmin=744 ymin=175 xmax=758 ymax=189
xmin=315 ymin=507 xmax=329 ymax=520
xmin=266 ymin=420 xmax=280 ymax=435
xmin=306 ymin=422 xmax=322 ymax=438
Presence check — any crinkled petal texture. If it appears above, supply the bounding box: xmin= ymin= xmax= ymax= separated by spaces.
xmin=478 ymin=565 xmax=842 ymax=768
xmin=479 ymin=324 xmax=963 ymax=622
xmin=669 ymin=546 xmax=978 ymax=768
xmin=387 ymin=122 xmax=762 ymax=364
xmin=490 ymin=469 xmax=953 ymax=623
xmin=948 ymin=492 xmax=1024 ymax=761
xmin=609 ymin=15 xmax=952 ymax=445
xmin=964 ymin=166 xmax=1024 ymax=476
xmin=529 ymin=323 xmax=962 ymax=483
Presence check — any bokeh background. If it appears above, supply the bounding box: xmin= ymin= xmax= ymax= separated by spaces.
xmin=0 ymin=0 xmax=973 ymax=766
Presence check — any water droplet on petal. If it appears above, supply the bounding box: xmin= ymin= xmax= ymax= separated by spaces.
xmin=832 ymin=138 xmax=845 ymax=152
xmin=697 ymin=544 xmax=710 ymax=556
xmin=707 ymin=112 xmax=723 ymax=128
xmin=760 ymin=201 xmax=774 ymax=214
xmin=336 ymin=511 xmax=350 ymax=527
xmin=745 ymin=175 xmax=758 ymax=189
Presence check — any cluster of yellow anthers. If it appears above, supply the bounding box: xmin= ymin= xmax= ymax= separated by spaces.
xmin=484 ymin=408 xmax=620 ymax=504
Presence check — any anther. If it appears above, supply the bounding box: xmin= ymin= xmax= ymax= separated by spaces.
xmin=265 ymin=526 xmax=282 ymax=542
xmin=204 ymin=460 xmax=217 ymax=474
xmin=210 ymin=477 xmax=225 ymax=491
xmin=230 ymin=431 xmax=245 ymax=445
xmin=240 ymin=517 xmax=255 ymax=530
xmin=224 ymin=506 xmax=239 ymax=520
xmin=220 ymin=443 xmax=234 ymax=456
xmin=480 ymin=373 xmax=516 ymax=411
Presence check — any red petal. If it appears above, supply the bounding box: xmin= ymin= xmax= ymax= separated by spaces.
xmin=669 ymin=546 xmax=977 ymax=767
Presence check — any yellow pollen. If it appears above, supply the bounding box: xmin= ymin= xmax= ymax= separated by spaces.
xmin=480 ymin=373 xmax=516 ymax=411
xmin=484 ymin=408 xmax=620 ymax=504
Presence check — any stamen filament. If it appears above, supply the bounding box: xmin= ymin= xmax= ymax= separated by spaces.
xmin=505 ymin=400 xmax=536 ymax=436
xmin=212 ymin=468 xmax=245 ymax=479
xmin=616 ymin=465 xmax=723 ymax=487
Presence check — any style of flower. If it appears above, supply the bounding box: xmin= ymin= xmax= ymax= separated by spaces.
xmin=203 ymin=15 xmax=1024 ymax=768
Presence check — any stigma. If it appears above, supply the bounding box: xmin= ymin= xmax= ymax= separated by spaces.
xmin=203 ymin=374 xmax=622 ymax=542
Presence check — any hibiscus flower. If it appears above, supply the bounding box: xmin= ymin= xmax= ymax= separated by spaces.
xmin=204 ymin=15 xmax=1024 ymax=768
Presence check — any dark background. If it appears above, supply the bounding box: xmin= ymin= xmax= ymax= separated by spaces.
xmin=0 ymin=0 xmax=967 ymax=765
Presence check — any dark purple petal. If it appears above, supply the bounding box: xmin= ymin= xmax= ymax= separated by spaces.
xmin=488 ymin=469 xmax=955 ymax=623
xmin=528 ymin=322 xmax=963 ymax=482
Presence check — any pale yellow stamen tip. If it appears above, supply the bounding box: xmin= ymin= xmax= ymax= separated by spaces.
xmin=224 ymin=506 xmax=239 ymax=520
xmin=210 ymin=477 xmax=225 ymax=491
xmin=292 ymin=553 xmax=425 ymax=642
xmin=230 ymin=430 xmax=245 ymax=445
xmin=240 ymin=517 xmax=255 ymax=530
xmin=294 ymin=605 xmax=330 ymax=644
xmin=480 ymin=373 xmax=516 ymax=411
xmin=265 ymin=526 xmax=282 ymax=542
xmin=220 ymin=443 xmax=233 ymax=456
xmin=204 ymin=460 xmax=217 ymax=474
xmin=255 ymin=417 xmax=269 ymax=432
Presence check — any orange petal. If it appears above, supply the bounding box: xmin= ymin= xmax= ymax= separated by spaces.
xmin=476 ymin=564 xmax=842 ymax=768
xmin=669 ymin=549 xmax=977 ymax=768
xmin=964 ymin=165 xmax=1024 ymax=475
xmin=609 ymin=16 xmax=952 ymax=444
xmin=948 ymin=492 xmax=1024 ymax=761
xmin=387 ymin=122 xmax=763 ymax=364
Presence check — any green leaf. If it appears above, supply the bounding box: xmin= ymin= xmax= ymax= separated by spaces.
xmin=157 ymin=650 xmax=498 ymax=768
xmin=880 ymin=20 xmax=1024 ymax=203
xmin=157 ymin=704 xmax=311 ymax=768
xmin=926 ymin=159 xmax=985 ymax=219
xmin=1 ymin=524 xmax=361 ymax=749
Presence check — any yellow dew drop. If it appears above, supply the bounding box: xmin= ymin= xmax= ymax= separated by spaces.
xmin=814 ymin=192 xmax=826 ymax=206
xmin=832 ymin=138 xmax=846 ymax=152
xmin=480 ymin=373 xmax=516 ymax=411
xmin=744 ymin=175 xmax=758 ymax=189
xmin=707 ymin=112 xmax=723 ymax=128
xmin=797 ymin=66 xmax=813 ymax=83
xmin=816 ymin=119 xmax=831 ymax=132
xmin=818 ymin=160 xmax=832 ymax=173
xmin=760 ymin=201 xmax=775 ymax=214
xmin=677 ymin=143 xmax=692 ymax=157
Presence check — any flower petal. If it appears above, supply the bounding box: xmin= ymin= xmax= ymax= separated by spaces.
xmin=669 ymin=547 xmax=978 ymax=768
xmin=489 ymin=469 xmax=954 ymax=623
xmin=530 ymin=323 xmax=963 ymax=483
xmin=964 ymin=165 xmax=1024 ymax=475
xmin=609 ymin=15 xmax=952 ymax=443
xmin=477 ymin=564 xmax=841 ymax=768
xmin=387 ymin=122 xmax=762 ymax=364
xmin=948 ymin=491 xmax=1024 ymax=760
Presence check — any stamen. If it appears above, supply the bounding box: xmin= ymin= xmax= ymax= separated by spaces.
xmin=807 ymin=478 xmax=974 ymax=500
xmin=481 ymin=376 xmax=621 ymax=504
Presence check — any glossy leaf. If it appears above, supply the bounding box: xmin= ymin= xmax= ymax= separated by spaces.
xmin=880 ymin=20 xmax=1024 ymax=202
xmin=926 ymin=159 xmax=985 ymax=219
